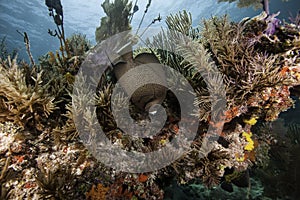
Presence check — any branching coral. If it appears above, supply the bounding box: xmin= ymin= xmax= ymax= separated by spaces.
xmin=166 ymin=10 xmax=193 ymax=36
xmin=200 ymin=15 xmax=284 ymax=98
xmin=36 ymin=33 xmax=92 ymax=133
xmin=145 ymin=10 xmax=300 ymax=193
xmin=0 ymin=57 xmax=56 ymax=130
xmin=66 ymin=33 xmax=91 ymax=57
xmin=199 ymin=13 xmax=300 ymax=122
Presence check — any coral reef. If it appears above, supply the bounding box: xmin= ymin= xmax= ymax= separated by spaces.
xmin=0 ymin=57 xmax=56 ymax=130
xmin=0 ymin=120 xmax=107 ymax=199
xmin=0 ymin=0 xmax=300 ymax=199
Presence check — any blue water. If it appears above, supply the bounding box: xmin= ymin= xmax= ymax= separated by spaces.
xmin=0 ymin=0 xmax=298 ymax=62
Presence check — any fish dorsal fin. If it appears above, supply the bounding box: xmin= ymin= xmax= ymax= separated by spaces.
xmin=134 ymin=52 xmax=159 ymax=64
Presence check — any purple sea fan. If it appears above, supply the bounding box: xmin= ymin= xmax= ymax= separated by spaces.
xmin=264 ymin=12 xmax=281 ymax=35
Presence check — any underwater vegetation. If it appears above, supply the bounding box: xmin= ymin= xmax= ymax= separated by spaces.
xmin=0 ymin=58 xmax=56 ymax=130
xmin=0 ymin=0 xmax=300 ymax=199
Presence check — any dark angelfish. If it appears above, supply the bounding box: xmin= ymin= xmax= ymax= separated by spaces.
xmin=113 ymin=50 xmax=167 ymax=112
xmin=110 ymin=0 xmax=166 ymax=113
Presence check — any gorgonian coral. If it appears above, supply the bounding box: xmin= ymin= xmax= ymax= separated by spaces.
xmin=146 ymin=10 xmax=300 ymax=192
xmin=0 ymin=57 xmax=56 ymax=130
